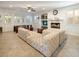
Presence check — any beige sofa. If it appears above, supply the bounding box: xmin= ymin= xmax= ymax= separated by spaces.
xmin=17 ymin=27 xmax=42 ymax=40
xmin=43 ymin=28 xmax=66 ymax=45
xmin=17 ymin=27 xmax=66 ymax=57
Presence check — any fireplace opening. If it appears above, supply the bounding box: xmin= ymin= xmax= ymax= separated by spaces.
xmin=51 ymin=23 xmax=60 ymax=29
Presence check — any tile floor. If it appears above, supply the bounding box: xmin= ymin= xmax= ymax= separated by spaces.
xmin=0 ymin=32 xmax=79 ymax=57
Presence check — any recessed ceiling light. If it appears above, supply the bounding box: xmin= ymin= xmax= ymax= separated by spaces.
xmin=9 ymin=5 xmax=13 ymax=7
xmin=14 ymin=16 xmax=17 ymax=19
xmin=27 ymin=9 xmax=31 ymax=12
xmin=26 ymin=4 xmax=31 ymax=7
xmin=43 ymin=8 xmax=45 ymax=10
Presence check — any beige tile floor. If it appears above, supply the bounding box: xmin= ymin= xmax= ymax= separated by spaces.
xmin=0 ymin=32 xmax=79 ymax=57
xmin=56 ymin=34 xmax=79 ymax=57
xmin=0 ymin=32 xmax=43 ymax=57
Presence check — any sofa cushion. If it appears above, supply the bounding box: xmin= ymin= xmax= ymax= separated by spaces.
xmin=59 ymin=30 xmax=66 ymax=44
xmin=42 ymin=29 xmax=51 ymax=36
xmin=42 ymin=28 xmax=59 ymax=36
xmin=26 ymin=32 xmax=59 ymax=57
xmin=42 ymin=28 xmax=66 ymax=45
xmin=17 ymin=27 xmax=30 ymax=40
xmin=42 ymin=32 xmax=59 ymax=56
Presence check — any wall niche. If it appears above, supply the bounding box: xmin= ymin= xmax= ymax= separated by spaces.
xmin=41 ymin=13 xmax=47 ymax=19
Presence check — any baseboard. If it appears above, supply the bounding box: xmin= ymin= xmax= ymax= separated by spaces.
xmin=67 ymin=32 xmax=79 ymax=36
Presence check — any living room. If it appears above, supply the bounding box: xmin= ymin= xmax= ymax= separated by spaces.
xmin=0 ymin=1 xmax=79 ymax=57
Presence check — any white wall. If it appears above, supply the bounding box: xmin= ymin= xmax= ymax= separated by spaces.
xmin=31 ymin=4 xmax=79 ymax=35
xmin=0 ymin=8 xmax=34 ymax=32
xmin=48 ymin=4 xmax=79 ymax=35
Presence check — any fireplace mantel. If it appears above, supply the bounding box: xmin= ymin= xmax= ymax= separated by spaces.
xmin=49 ymin=20 xmax=63 ymax=23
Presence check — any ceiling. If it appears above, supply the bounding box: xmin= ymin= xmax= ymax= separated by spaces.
xmin=0 ymin=1 xmax=79 ymax=13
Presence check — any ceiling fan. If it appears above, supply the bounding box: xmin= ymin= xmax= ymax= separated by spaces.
xmin=26 ymin=7 xmax=36 ymax=12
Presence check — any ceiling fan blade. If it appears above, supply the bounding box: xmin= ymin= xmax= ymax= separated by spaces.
xmin=25 ymin=7 xmax=36 ymax=12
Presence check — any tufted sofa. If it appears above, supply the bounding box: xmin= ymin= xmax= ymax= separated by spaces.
xmin=17 ymin=27 xmax=66 ymax=57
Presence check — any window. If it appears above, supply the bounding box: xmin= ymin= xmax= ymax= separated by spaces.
xmin=4 ymin=16 xmax=12 ymax=23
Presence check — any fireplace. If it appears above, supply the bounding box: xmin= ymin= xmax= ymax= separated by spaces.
xmin=51 ymin=23 xmax=60 ymax=29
